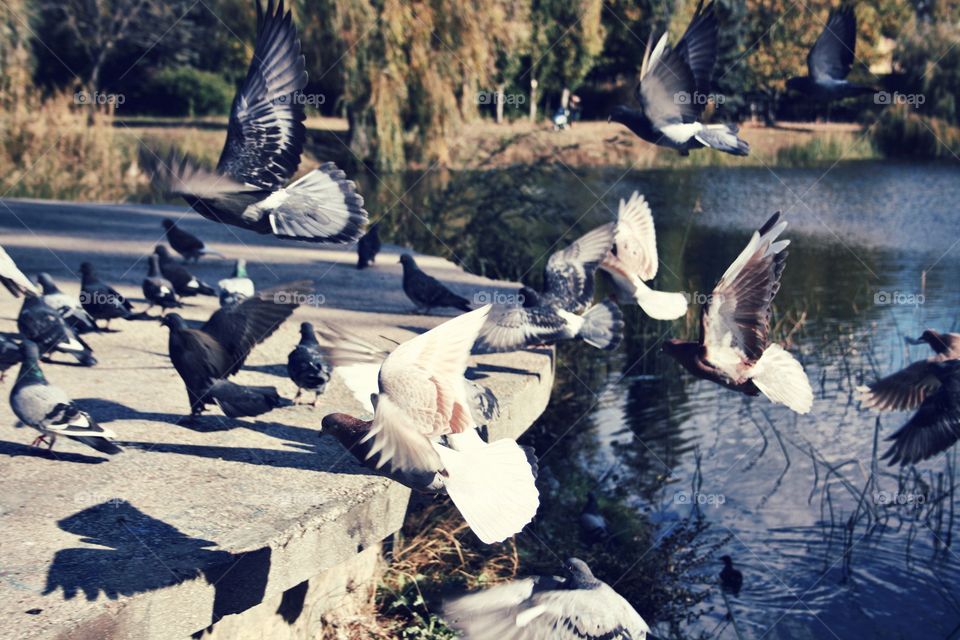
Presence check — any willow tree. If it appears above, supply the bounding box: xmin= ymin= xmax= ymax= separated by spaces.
xmin=0 ymin=0 xmax=31 ymax=111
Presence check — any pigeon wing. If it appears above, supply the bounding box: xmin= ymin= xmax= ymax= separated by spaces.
xmin=808 ymin=5 xmax=857 ymax=82
xmin=141 ymin=148 xmax=266 ymax=213
xmin=859 ymin=359 xmax=942 ymax=412
xmin=636 ymin=36 xmax=700 ymax=128
xmin=473 ymin=305 xmax=568 ymax=353
xmin=674 ymin=0 xmax=718 ymax=109
xmin=543 ymin=224 xmax=615 ymax=312
xmin=604 ymin=191 xmax=659 ymax=282
xmin=883 ymin=367 xmax=960 ymax=466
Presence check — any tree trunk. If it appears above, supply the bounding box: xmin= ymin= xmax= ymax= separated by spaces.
xmin=495 ymin=83 xmax=505 ymax=124
xmin=529 ymin=79 xmax=538 ymax=123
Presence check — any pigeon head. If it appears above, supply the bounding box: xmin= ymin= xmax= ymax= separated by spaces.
xmin=721 ymin=555 xmax=733 ymax=565
xmin=914 ymin=329 xmax=947 ymax=352
xmin=563 ymin=558 xmax=601 ymax=588
xmin=162 ymin=219 xmax=176 ymax=231
xmin=18 ymin=339 xmax=39 ymax=362
xmin=518 ymin=286 xmax=540 ymax=308
xmin=79 ymin=262 xmax=94 ymax=277
xmin=321 ymin=412 xmax=371 ymax=438
xmin=300 ymin=322 xmax=317 ymax=343
xmin=399 ymin=254 xmax=415 ymax=268
xmin=36 ymin=273 xmax=58 ymax=294
xmin=154 ymin=245 xmax=171 ymax=259
xmin=160 ymin=313 xmax=187 ymax=331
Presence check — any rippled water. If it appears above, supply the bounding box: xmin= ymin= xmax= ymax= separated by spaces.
xmin=360 ymin=160 xmax=960 ymax=639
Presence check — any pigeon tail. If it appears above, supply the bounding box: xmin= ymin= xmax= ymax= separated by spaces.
xmin=267 ymin=164 xmax=368 ymax=244
xmin=441 ymin=292 xmax=473 ymax=312
xmin=578 ymin=300 xmax=624 ymax=350
xmin=632 ymin=279 xmax=689 ymax=320
xmin=695 ymin=124 xmax=750 ymax=156
xmin=748 ymin=344 xmax=813 ymax=414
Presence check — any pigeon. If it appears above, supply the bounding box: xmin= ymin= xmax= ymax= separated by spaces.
xmin=608 ymin=1 xmax=748 ymax=156
xmin=580 ymin=491 xmax=610 ymax=544
xmin=161 ymin=219 xmax=224 ymax=263
xmin=600 ymin=192 xmax=688 ymax=320
xmin=661 ymin=213 xmax=813 ymax=414
xmin=442 ymin=557 xmax=649 ymax=639
xmin=399 ymin=254 xmax=472 ymax=314
xmin=141 ymin=0 xmax=368 ymax=244
xmin=0 ymin=335 xmax=22 ymax=381
xmin=154 ymin=246 xmax=216 ymax=297
xmin=880 ymin=360 xmax=960 ymax=466
xmin=786 ymin=6 xmax=873 ymax=102
xmin=79 ymin=262 xmax=134 ymax=328
xmin=318 ymin=306 xmax=539 ymax=544
xmin=720 ymin=555 xmax=743 ymax=596
xmin=286 ymin=322 xmax=330 ymax=405
xmin=37 ymin=273 xmax=98 ymax=334
xmin=10 ymin=341 xmax=120 ymax=454
xmin=17 ymin=295 xmax=96 ymax=366
xmin=858 ymin=329 xmax=960 ymax=411
xmin=204 ymin=379 xmax=292 ymax=418
xmin=160 ymin=281 xmax=310 ymax=416
xmin=357 ymin=223 xmax=381 ymax=269
xmin=0 ymin=244 xmax=39 ymax=297
xmin=475 ymin=225 xmax=624 ymax=353
xmin=218 ymin=259 xmax=255 ymax=307
xmin=142 ymin=254 xmax=182 ymax=313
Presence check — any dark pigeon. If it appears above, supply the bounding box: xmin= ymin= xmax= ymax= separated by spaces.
xmin=79 ymin=262 xmax=133 ymax=328
xmin=37 ymin=273 xmax=98 ymax=334
xmin=860 ymin=329 xmax=960 ymax=412
xmin=882 ymin=360 xmax=960 ymax=466
xmin=141 ymin=0 xmax=367 ymax=244
xmin=720 ymin=555 xmax=743 ymax=596
xmin=154 ymin=246 xmax=216 ymax=297
xmin=10 ymin=341 xmax=119 ymax=454
xmin=142 ymin=254 xmax=182 ymax=313
xmin=17 ymin=295 xmax=96 ymax=366
xmin=580 ymin=491 xmax=609 ymax=544
xmin=287 ymin=322 xmax=331 ymax=406
xmin=399 ymin=254 xmax=471 ymax=314
xmin=0 ymin=335 xmax=21 ymax=381
xmin=162 ymin=219 xmax=224 ymax=263
xmin=357 ymin=223 xmax=381 ymax=269
xmin=205 ymin=379 xmax=292 ymax=418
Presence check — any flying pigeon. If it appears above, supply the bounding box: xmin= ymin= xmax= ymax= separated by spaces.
xmin=161 ymin=219 xmax=224 ymax=263
xmin=0 ymin=335 xmax=22 ymax=381
xmin=661 ymin=213 xmax=813 ymax=414
xmin=17 ymin=295 xmax=96 ymax=366
xmin=218 ymin=259 xmax=255 ymax=307
xmin=608 ymin=2 xmax=748 ymax=156
xmin=160 ymin=281 xmax=310 ymax=416
xmin=154 ymin=246 xmax=216 ymax=297
xmin=786 ymin=6 xmax=873 ymax=102
xmin=37 ymin=273 xmax=98 ymax=334
xmin=287 ymin=322 xmax=330 ymax=405
xmin=0 ymin=244 xmax=39 ymax=297
xmin=79 ymin=262 xmax=134 ymax=329
xmin=141 ymin=0 xmax=368 ymax=244
xmin=720 ymin=555 xmax=743 ymax=596
xmin=858 ymin=329 xmax=960 ymax=412
xmin=357 ymin=223 xmax=381 ymax=269
xmin=399 ymin=254 xmax=472 ymax=313
xmin=318 ymin=306 xmax=539 ymax=544
xmin=442 ymin=557 xmax=649 ymax=639
xmin=142 ymin=254 xmax=182 ymax=314
xmin=10 ymin=341 xmax=120 ymax=454
xmin=600 ymin=192 xmax=688 ymax=320
xmin=475 ymin=225 xmax=624 ymax=353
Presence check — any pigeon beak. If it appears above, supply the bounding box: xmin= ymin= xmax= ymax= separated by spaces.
xmin=905 ymin=336 xmax=924 ymax=345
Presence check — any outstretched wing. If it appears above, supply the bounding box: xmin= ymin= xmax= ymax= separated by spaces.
xmin=543 ymin=224 xmax=615 ymax=313
xmin=636 ymin=34 xmax=699 ymax=128
xmin=473 ymin=305 xmax=569 ymax=354
xmin=674 ymin=1 xmax=718 ymax=108
xmin=808 ymin=5 xmax=857 ymax=82
xmin=883 ymin=366 xmax=960 ymax=466
xmin=859 ymin=360 xmax=942 ymax=412
xmin=604 ymin=191 xmax=659 ymax=282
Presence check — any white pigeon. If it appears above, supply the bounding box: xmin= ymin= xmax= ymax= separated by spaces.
xmin=0 ymin=244 xmax=38 ymax=297
xmin=218 ymin=259 xmax=255 ymax=307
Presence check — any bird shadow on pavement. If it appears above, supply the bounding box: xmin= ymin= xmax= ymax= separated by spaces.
xmin=73 ymin=398 xmax=185 ymax=427
xmin=466 ymin=358 xmax=547 ymax=381
xmin=0 ymin=440 xmax=109 ymax=464
xmin=243 ymin=363 xmax=289 ymax=378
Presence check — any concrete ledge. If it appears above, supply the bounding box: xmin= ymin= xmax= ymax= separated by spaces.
xmin=0 ymin=199 xmax=555 ymax=639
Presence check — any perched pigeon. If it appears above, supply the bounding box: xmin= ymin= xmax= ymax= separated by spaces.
xmin=79 ymin=262 xmax=134 ymax=328
xmin=160 ymin=281 xmax=310 ymax=416
xmin=858 ymin=329 xmax=960 ymax=411
xmin=287 ymin=322 xmax=330 ymax=405
xmin=880 ymin=360 xmax=960 ymax=466
xmin=162 ymin=219 xmax=224 ymax=263
xmin=580 ymin=491 xmax=610 ymax=544
xmin=142 ymin=254 xmax=182 ymax=313
xmin=0 ymin=335 xmax=21 ymax=381
xmin=10 ymin=341 xmax=119 ymax=454
xmin=37 ymin=273 xmax=98 ymax=334
xmin=357 ymin=223 xmax=381 ymax=269
xmin=319 ymin=306 xmax=539 ymax=544
xmin=442 ymin=557 xmax=649 ymax=639
xmin=17 ymin=295 xmax=96 ymax=366
xmin=786 ymin=6 xmax=873 ymax=102
xmin=399 ymin=254 xmax=471 ymax=313
xmin=662 ymin=213 xmax=813 ymax=414
xmin=218 ymin=259 xmax=255 ymax=307
xmin=0 ymin=244 xmax=39 ymax=297
xmin=475 ymin=225 xmax=624 ymax=353
xmin=204 ymin=379 xmax=292 ymax=418
xmin=600 ymin=192 xmax=688 ymax=320
xmin=609 ymin=2 xmax=748 ymax=156
xmin=154 ymin=246 xmax=216 ymax=297
xmin=720 ymin=555 xmax=743 ymax=596
xmin=141 ymin=0 xmax=367 ymax=244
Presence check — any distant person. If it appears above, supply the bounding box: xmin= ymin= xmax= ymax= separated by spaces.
xmin=552 ymin=106 xmax=569 ymax=131
xmin=569 ymin=94 xmax=582 ymax=124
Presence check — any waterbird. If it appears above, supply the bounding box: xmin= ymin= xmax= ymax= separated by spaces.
xmin=608 ymin=1 xmax=749 ymax=156
xmin=141 ymin=0 xmax=367 ymax=244
xmin=474 ymin=224 xmax=624 ymax=353
xmin=10 ymin=341 xmax=119 ymax=454
xmin=600 ymin=191 xmax=689 ymax=320
xmin=442 ymin=557 xmax=649 ymax=639
xmin=37 ymin=273 xmax=98 ymax=334
xmin=859 ymin=330 xmax=960 ymax=411
xmin=357 ymin=222 xmax=381 ymax=269
xmin=154 ymin=246 xmax=216 ymax=297
xmin=218 ymin=259 xmax=255 ymax=307
xmin=286 ymin=322 xmax=330 ymax=406
xmin=79 ymin=262 xmax=134 ymax=329
xmin=399 ymin=254 xmax=472 ymax=313
xmin=0 ymin=244 xmax=39 ymax=297
xmin=142 ymin=254 xmax=182 ymax=314
xmin=17 ymin=295 xmax=96 ymax=366
xmin=161 ymin=219 xmax=225 ymax=263
xmin=720 ymin=555 xmax=743 ymax=596
xmin=661 ymin=212 xmax=813 ymax=414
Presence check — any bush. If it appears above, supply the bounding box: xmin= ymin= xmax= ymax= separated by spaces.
xmin=872 ymin=104 xmax=960 ymax=161
xmin=135 ymin=67 xmax=234 ymax=117
xmin=894 ymin=22 xmax=960 ymax=124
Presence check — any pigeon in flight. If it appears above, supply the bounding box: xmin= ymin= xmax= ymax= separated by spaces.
xmin=609 ymin=1 xmax=748 ymax=156
xmin=0 ymin=244 xmax=38 ymax=297
xmin=141 ymin=0 xmax=368 ymax=244
xmin=357 ymin=223 xmax=381 ymax=269
xmin=10 ymin=341 xmax=120 ymax=454
xmin=859 ymin=330 xmax=960 ymax=412
xmin=142 ymin=254 xmax=182 ymax=314
xmin=154 ymin=246 xmax=216 ymax=297
xmin=218 ymin=259 xmax=255 ymax=307
xmin=475 ymin=225 xmax=624 ymax=353
xmin=17 ymin=295 xmax=96 ymax=366
xmin=786 ymin=6 xmax=873 ymax=102
xmin=319 ymin=306 xmax=539 ymax=544
xmin=287 ymin=322 xmax=330 ymax=405
xmin=0 ymin=335 xmax=22 ymax=381
xmin=37 ymin=273 xmax=98 ymax=334
xmin=161 ymin=219 xmax=224 ymax=263
xmin=600 ymin=192 xmax=688 ymax=320
xmin=442 ymin=557 xmax=649 ymax=639
xmin=399 ymin=254 xmax=472 ymax=313
xmin=79 ymin=262 xmax=134 ymax=329
xmin=662 ymin=213 xmax=813 ymax=414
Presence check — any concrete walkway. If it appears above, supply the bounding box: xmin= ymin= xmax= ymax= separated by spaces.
xmin=0 ymin=199 xmax=554 ymax=639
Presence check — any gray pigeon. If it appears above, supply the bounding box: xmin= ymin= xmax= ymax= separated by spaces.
xmin=786 ymin=6 xmax=873 ymax=102
xmin=37 ymin=273 xmax=98 ymax=334
xmin=162 ymin=219 xmax=224 ymax=263
xmin=10 ymin=341 xmax=120 ymax=454
xmin=399 ymin=254 xmax=471 ymax=314
xmin=154 ymin=246 xmax=217 ymax=297
xmin=442 ymin=557 xmax=649 ymax=639
xmin=17 ymin=295 xmax=96 ymax=366
xmin=142 ymin=254 xmax=182 ymax=313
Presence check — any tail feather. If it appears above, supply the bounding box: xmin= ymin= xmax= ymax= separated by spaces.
xmin=269 ymin=163 xmax=368 ymax=244
xmin=632 ymin=279 xmax=688 ymax=320
xmin=578 ymin=300 xmax=624 ymax=350
xmin=695 ymin=124 xmax=750 ymax=156
xmin=748 ymin=344 xmax=813 ymax=414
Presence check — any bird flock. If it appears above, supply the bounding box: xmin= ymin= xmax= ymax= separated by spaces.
xmin=0 ymin=1 xmax=942 ymax=638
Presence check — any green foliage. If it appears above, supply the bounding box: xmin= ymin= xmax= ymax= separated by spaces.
xmin=872 ymin=104 xmax=960 ymax=161
xmin=893 ymin=21 xmax=960 ymax=123
xmin=529 ymin=0 xmax=605 ymax=99
xmin=139 ymin=67 xmax=233 ymax=117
